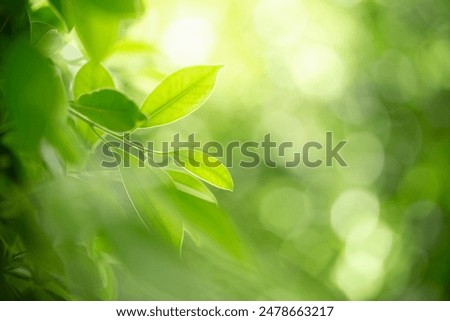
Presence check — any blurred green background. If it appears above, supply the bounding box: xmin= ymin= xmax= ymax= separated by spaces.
xmin=1 ymin=0 xmax=449 ymax=300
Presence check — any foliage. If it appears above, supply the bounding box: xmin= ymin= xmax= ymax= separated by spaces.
xmin=0 ymin=0 xmax=238 ymax=300
xmin=1 ymin=0 xmax=449 ymax=301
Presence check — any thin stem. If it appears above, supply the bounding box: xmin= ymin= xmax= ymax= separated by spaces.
xmin=68 ymin=108 xmax=122 ymax=139
xmin=69 ymin=107 xmax=170 ymax=158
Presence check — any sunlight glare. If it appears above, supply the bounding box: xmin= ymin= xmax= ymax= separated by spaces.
xmin=162 ymin=17 xmax=215 ymax=66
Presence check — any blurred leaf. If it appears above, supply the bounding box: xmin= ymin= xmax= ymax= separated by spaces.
xmin=166 ymin=169 xmax=217 ymax=204
xmin=48 ymin=0 xmax=75 ymax=30
xmin=117 ymin=152 xmax=240 ymax=257
xmin=72 ymin=2 xmax=119 ymax=61
xmin=117 ymin=151 xmax=184 ymax=249
xmin=69 ymin=118 xmax=102 ymax=149
xmin=112 ymin=40 xmax=157 ymax=55
xmin=88 ymin=0 xmax=145 ymax=18
xmin=30 ymin=23 xmax=62 ymax=56
xmin=56 ymin=243 xmax=104 ymax=300
xmin=73 ymin=61 xmax=115 ymax=99
xmin=71 ymin=89 xmax=145 ymax=132
xmin=174 ymin=193 xmax=242 ymax=258
xmin=30 ymin=22 xmax=53 ymax=46
xmin=0 ymin=0 xmax=30 ymax=41
xmin=29 ymin=5 xmax=65 ymax=31
xmin=44 ymin=123 xmax=83 ymax=165
xmin=140 ymin=66 xmax=223 ymax=127
xmin=172 ymin=149 xmax=234 ymax=191
xmin=3 ymin=41 xmax=66 ymax=154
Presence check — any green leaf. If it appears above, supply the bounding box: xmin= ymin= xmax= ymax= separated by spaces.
xmin=44 ymin=123 xmax=83 ymax=165
xmin=73 ymin=61 xmax=115 ymax=99
xmin=29 ymin=6 xmax=65 ymax=31
xmin=112 ymin=40 xmax=157 ymax=55
xmin=30 ymin=22 xmax=53 ymax=46
xmin=71 ymin=90 xmax=145 ymax=132
xmin=114 ymin=150 xmax=240 ymax=256
xmin=3 ymin=41 xmax=66 ymax=154
xmin=166 ymin=170 xmax=217 ymax=204
xmin=117 ymin=151 xmax=184 ymax=249
xmin=72 ymin=2 xmax=119 ymax=61
xmin=174 ymin=193 xmax=243 ymax=258
xmin=88 ymin=0 xmax=145 ymax=18
xmin=172 ymin=149 xmax=234 ymax=191
xmin=48 ymin=0 xmax=75 ymax=29
xmin=30 ymin=23 xmax=62 ymax=56
xmin=140 ymin=66 xmax=223 ymax=127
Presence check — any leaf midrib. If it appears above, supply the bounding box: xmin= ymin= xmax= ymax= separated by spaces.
xmin=70 ymin=101 xmax=137 ymax=115
xmin=143 ymin=67 xmax=219 ymax=119
xmin=174 ymin=150 xmax=233 ymax=190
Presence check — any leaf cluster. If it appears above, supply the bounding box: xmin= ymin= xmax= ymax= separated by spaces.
xmin=0 ymin=0 xmax=240 ymax=300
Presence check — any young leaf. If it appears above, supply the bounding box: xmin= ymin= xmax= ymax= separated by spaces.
xmin=70 ymin=89 xmax=145 ymax=132
xmin=140 ymin=66 xmax=223 ymax=127
xmin=172 ymin=149 xmax=234 ymax=191
xmin=73 ymin=61 xmax=115 ymax=99
xmin=166 ymin=170 xmax=217 ymax=204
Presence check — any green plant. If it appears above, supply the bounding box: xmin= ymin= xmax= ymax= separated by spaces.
xmin=0 ymin=0 xmax=240 ymax=300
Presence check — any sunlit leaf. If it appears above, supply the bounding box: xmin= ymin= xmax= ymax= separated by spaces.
xmin=73 ymin=61 xmax=115 ymax=99
xmin=140 ymin=66 xmax=223 ymax=127
xmin=172 ymin=149 xmax=234 ymax=191
xmin=88 ymin=0 xmax=145 ymax=18
xmin=70 ymin=89 xmax=145 ymax=132
xmin=112 ymin=40 xmax=157 ymax=55
xmin=166 ymin=169 xmax=217 ymax=204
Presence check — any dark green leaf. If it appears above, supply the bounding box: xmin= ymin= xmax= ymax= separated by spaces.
xmin=71 ymin=90 xmax=145 ymax=132
xmin=30 ymin=23 xmax=62 ymax=56
xmin=29 ymin=5 xmax=65 ymax=31
xmin=3 ymin=41 xmax=66 ymax=154
xmin=30 ymin=22 xmax=53 ymax=46
xmin=48 ymin=0 xmax=75 ymax=30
